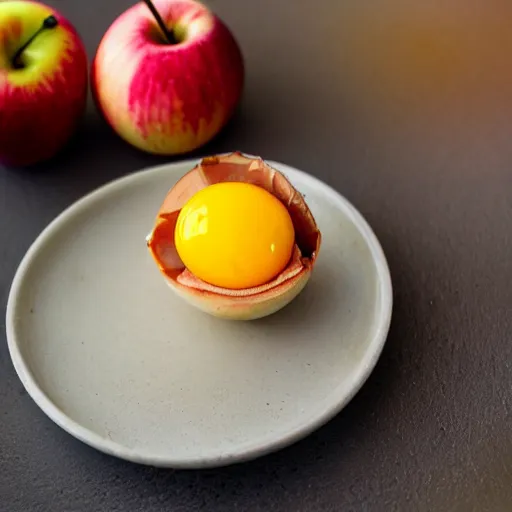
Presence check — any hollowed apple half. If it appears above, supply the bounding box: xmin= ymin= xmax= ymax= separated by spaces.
xmin=146 ymin=152 xmax=321 ymax=320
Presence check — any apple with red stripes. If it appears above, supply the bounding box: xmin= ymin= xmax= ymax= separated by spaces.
xmin=92 ymin=0 xmax=244 ymax=156
xmin=0 ymin=1 xmax=88 ymax=167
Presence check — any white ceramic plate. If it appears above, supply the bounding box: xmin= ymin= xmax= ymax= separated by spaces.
xmin=6 ymin=157 xmax=392 ymax=469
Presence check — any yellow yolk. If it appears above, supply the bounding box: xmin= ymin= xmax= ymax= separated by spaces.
xmin=174 ymin=182 xmax=296 ymax=289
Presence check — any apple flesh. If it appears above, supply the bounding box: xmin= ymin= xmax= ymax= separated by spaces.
xmin=0 ymin=1 xmax=88 ymax=167
xmin=91 ymin=0 xmax=244 ymax=156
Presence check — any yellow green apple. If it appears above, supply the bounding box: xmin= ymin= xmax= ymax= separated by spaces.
xmin=0 ymin=1 xmax=88 ymax=167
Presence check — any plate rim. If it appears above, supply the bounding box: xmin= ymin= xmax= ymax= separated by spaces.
xmin=5 ymin=155 xmax=393 ymax=469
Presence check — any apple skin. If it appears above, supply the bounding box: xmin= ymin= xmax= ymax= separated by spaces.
xmin=91 ymin=0 xmax=244 ymax=156
xmin=0 ymin=1 xmax=88 ymax=167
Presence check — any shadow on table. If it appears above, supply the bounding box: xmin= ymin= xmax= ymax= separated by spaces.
xmin=1 ymin=98 xmax=247 ymax=196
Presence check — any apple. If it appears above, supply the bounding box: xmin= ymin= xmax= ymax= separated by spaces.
xmin=91 ymin=0 xmax=244 ymax=156
xmin=0 ymin=1 xmax=88 ymax=167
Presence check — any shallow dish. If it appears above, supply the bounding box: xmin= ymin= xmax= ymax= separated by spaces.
xmin=6 ymin=156 xmax=392 ymax=468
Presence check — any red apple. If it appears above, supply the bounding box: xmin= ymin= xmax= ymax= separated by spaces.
xmin=91 ymin=0 xmax=244 ymax=156
xmin=0 ymin=1 xmax=88 ymax=167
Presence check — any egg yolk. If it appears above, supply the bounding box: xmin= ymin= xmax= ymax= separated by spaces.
xmin=174 ymin=182 xmax=296 ymax=289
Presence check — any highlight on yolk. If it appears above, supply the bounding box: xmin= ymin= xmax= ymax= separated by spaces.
xmin=174 ymin=182 xmax=296 ymax=289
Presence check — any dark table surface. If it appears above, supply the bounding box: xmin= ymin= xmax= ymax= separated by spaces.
xmin=2 ymin=0 xmax=512 ymax=510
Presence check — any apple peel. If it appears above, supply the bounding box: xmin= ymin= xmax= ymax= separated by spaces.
xmin=146 ymin=151 xmax=321 ymax=320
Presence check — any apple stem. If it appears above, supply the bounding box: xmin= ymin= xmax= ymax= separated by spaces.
xmin=142 ymin=0 xmax=177 ymax=44
xmin=12 ymin=15 xmax=59 ymax=69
